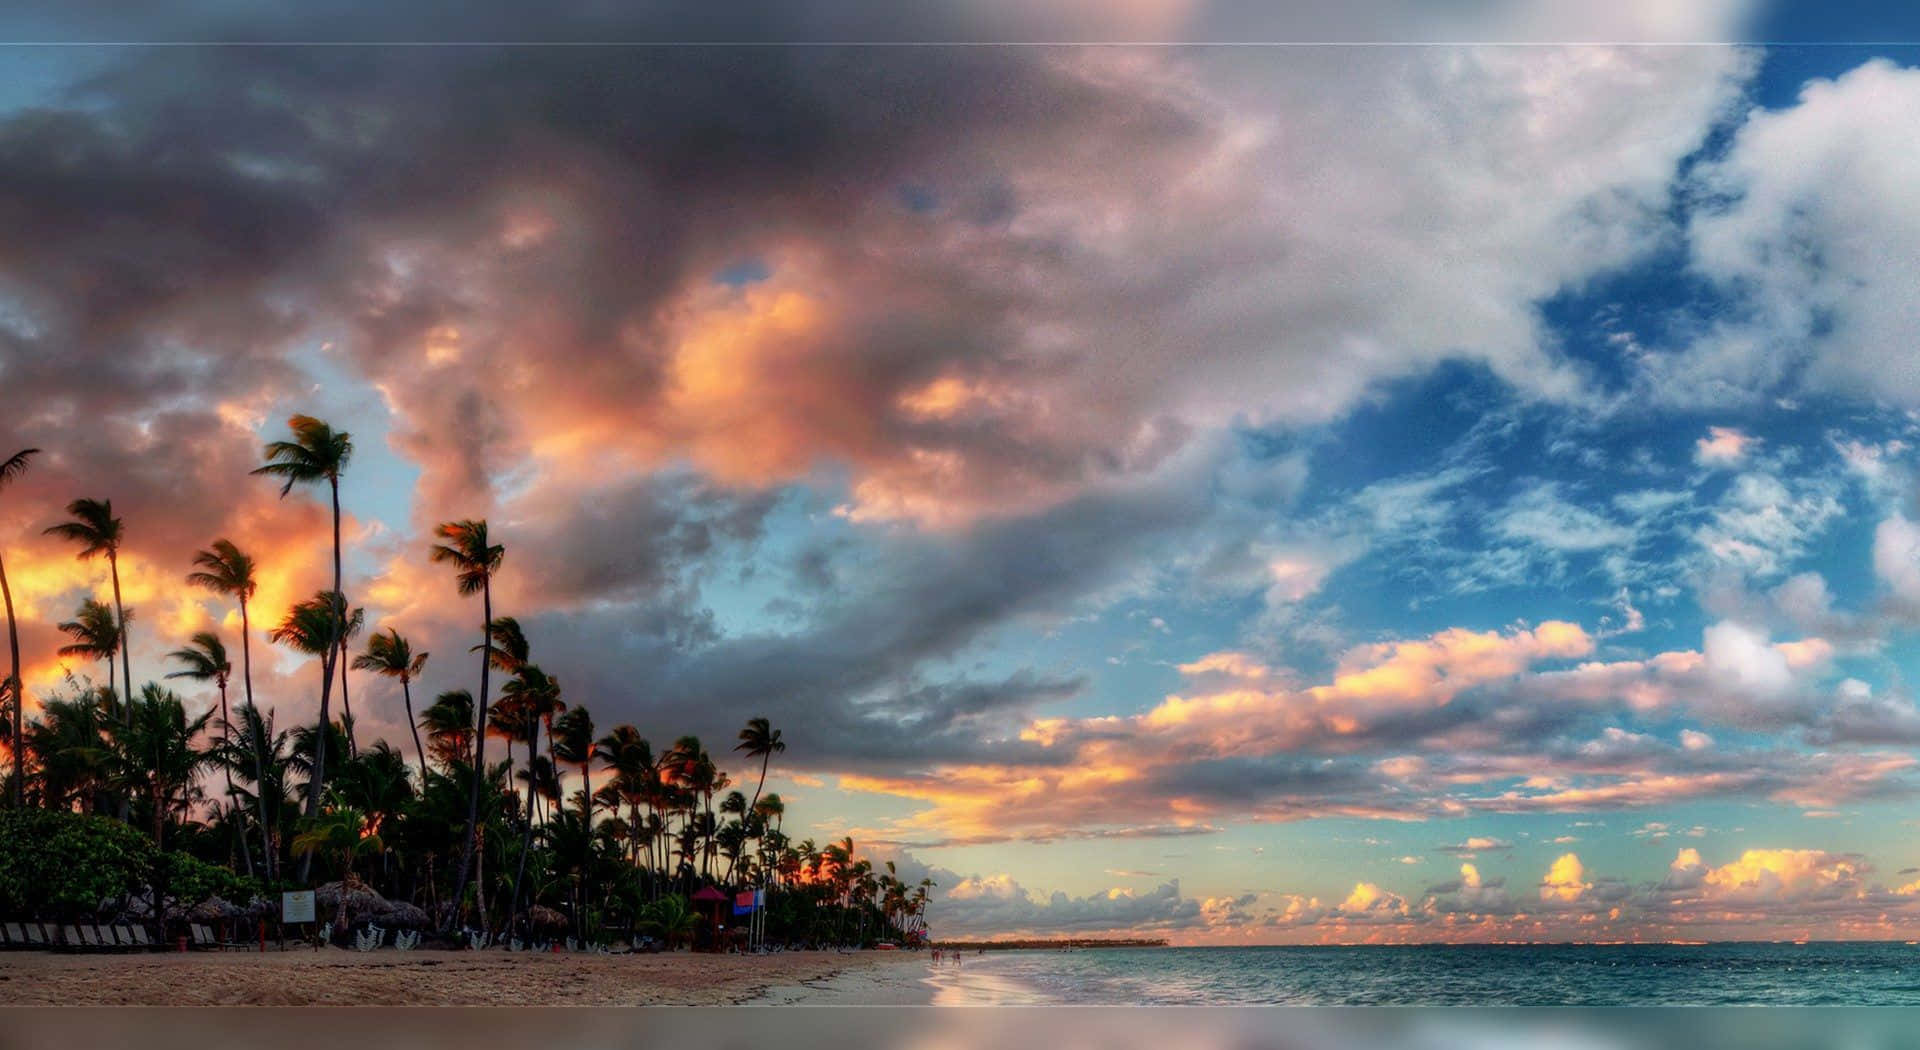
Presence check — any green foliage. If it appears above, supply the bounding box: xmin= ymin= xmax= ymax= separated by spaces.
xmin=160 ymin=850 xmax=257 ymax=906
xmin=0 ymin=809 xmax=154 ymax=916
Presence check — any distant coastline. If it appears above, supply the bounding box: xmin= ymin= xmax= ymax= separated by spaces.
xmin=932 ymin=937 xmax=1168 ymax=951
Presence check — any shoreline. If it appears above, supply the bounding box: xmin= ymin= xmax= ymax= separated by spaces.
xmin=0 ymin=946 xmax=924 ymax=1006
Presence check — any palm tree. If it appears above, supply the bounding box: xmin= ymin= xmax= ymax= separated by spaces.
xmin=27 ymin=686 xmax=114 ymax=813
xmin=429 ymin=518 xmax=503 ymax=929
xmin=43 ymin=497 xmax=133 ymax=721
xmin=551 ymin=706 xmax=596 ymax=926
xmin=222 ymin=701 xmax=289 ymax=879
xmin=501 ymin=664 xmax=562 ymax=931
xmin=114 ymin=683 xmax=214 ymax=850
xmin=0 ymin=447 xmax=38 ymax=805
xmin=56 ymin=598 xmax=123 ymax=685
xmin=186 ymin=539 xmax=269 ymax=872
xmin=165 ymin=631 xmax=251 ymax=874
xmin=253 ymin=417 xmax=352 ymax=798
xmin=420 ymin=689 xmax=475 ymax=772
xmin=353 ymin=629 xmax=430 ymax=784
xmin=734 ymin=717 xmax=785 ymax=816
xmin=334 ymin=603 xmax=365 ymax=759
xmin=270 ymin=590 xmax=349 ymax=838
xmin=290 ymin=799 xmax=384 ymax=933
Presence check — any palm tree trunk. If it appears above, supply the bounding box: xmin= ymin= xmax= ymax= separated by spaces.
xmin=0 ymin=551 xmax=22 ymax=806
xmin=217 ymin=678 xmax=255 ymax=878
xmin=337 ymin=638 xmax=357 ymax=759
xmin=299 ymin=476 xmax=346 ymax=882
xmin=402 ymin=677 xmax=428 ymax=786
xmin=296 ymin=644 xmax=336 ymax=882
xmin=508 ymin=718 xmax=540 ymax=936
xmin=240 ymin=597 xmax=274 ymax=879
xmin=447 ymin=578 xmax=490 ymax=932
xmin=108 ymin=550 xmax=131 ymax=723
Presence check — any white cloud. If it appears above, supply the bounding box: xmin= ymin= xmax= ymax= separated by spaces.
xmin=1676 ymin=60 xmax=1920 ymax=406
xmin=1694 ymin=426 xmax=1754 ymax=466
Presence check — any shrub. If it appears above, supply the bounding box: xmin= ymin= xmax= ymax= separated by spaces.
xmin=0 ymin=809 xmax=155 ymax=917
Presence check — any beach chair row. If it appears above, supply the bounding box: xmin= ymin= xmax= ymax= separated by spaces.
xmin=0 ymin=920 xmax=254 ymax=952
xmin=0 ymin=921 xmax=160 ymax=952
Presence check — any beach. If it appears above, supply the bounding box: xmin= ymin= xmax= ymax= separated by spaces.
xmin=0 ymin=947 xmax=928 ymax=1006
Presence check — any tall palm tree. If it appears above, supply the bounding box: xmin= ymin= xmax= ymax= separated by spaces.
xmin=734 ymin=716 xmax=785 ymax=816
xmin=551 ymin=706 xmax=596 ymax=920
xmin=353 ymin=628 xmax=430 ymax=784
xmin=165 ymin=631 xmax=250 ymax=872
xmin=186 ymin=539 xmax=268 ymax=871
xmin=429 ymin=519 xmax=503 ymax=929
xmin=270 ymin=590 xmax=349 ymax=839
xmin=253 ymin=418 xmax=352 ymax=801
xmin=501 ymin=664 xmax=561 ymax=931
xmin=56 ymin=598 xmax=123 ymax=685
xmin=43 ymin=497 xmax=133 ymax=721
xmin=0 ymin=447 xmax=38 ymax=805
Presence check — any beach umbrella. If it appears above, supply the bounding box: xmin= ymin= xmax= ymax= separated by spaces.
xmin=374 ymin=901 xmax=431 ymax=929
xmin=190 ymin=896 xmax=245 ymax=921
xmin=314 ymin=880 xmax=386 ymax=912
xmin=527 ymin=905 xmax=568 ymax=932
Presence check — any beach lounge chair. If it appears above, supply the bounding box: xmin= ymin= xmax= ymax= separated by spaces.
xmin=189 ymin=923 xmax=217 ymax=950
xmin=1 ymin=922 xmax=23 ymax=948
xmin=76 ymin=925 xmax=103 ymax=950
xmin=93 ymin=925 xmax=126 ymax=952
xmin=127 ymin=925 xmax=156 ymax=951
xmin=25 ymin=923 xmax=49 ymax=949
xmin=109 ymin=925 xmax=135 ymax=950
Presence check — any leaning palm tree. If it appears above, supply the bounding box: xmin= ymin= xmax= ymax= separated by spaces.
xmin=0 ymin=447 xmax=38 ymax=804
xmin=165 ymin=631 xmax=250 ymax=872
xmin=353 ymin=628 xmax=430 ymax=784
xmin=56 ymin=598 xmax=123 ymax=686
xmin=43 ymin=498 xmax=133 ymax=721
xmin=270 ymin=591 xmax=349 ymax=835
xmin=429 ymin=519 xmax=503 ymax=929
xmin=735 ymin=716 xmax=785 ymax=816
xmin=252 ymin=416 xmax=352 ymax=804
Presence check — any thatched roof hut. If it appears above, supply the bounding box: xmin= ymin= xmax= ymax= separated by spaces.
xmin=526 ymin=905 xmax=568 ymax=932
xmin=189 ymin=896 xmax=245 ymax=922
xmin=373 ymin=900 xmax=430 ymax=929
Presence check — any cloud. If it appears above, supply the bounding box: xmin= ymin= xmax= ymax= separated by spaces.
xmin=1677 ymin=60 xmax=1920 ymax=407
xmin=1693 ymin=426 xmax=1755 ymax=466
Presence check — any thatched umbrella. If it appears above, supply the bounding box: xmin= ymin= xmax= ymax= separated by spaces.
xmin=527 ymin=905 xmax=568 ymax=933
xmin=244 ymin=896 xmax=278 ymax=920
xmin=373 ymin=901 xmax=430 ymax=929
xmin=189 ymin=897 xmax=244 ymax=922
xmin=315 ymin=880 xmax=387 ymax=930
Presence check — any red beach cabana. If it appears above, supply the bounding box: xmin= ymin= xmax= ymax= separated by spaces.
xmin=690 ymin=886 xmax=730 ymax=951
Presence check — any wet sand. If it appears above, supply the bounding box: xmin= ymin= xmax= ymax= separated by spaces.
xmin=0 ymin=946 xmax=921 ymax=1006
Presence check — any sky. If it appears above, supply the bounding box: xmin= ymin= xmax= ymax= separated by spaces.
xmin=5 ymin=1 xmax=1920 ymax=944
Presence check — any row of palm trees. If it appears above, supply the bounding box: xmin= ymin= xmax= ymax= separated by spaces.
xmin=0 ymin=423 xmax=932 ymax=945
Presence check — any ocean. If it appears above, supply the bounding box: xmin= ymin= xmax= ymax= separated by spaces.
xmin=919 ymin=942 xmax=1920 ymax=1005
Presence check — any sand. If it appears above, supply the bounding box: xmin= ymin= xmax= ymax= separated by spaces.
xmin=0 ymin=946 xmax=927 ymax=1006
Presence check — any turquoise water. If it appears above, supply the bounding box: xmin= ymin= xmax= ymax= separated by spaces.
xmin=921 ymin=943 xmax=1920 ymax=1005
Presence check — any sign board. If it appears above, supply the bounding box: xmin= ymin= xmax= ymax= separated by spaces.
xmin=282 ymin=890 xmax=316 ymax=924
